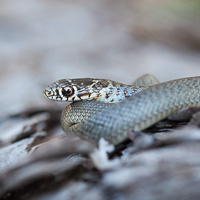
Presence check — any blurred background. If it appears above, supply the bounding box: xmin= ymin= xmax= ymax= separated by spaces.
xmin=0 ymin=0 xmax=200 ymax=116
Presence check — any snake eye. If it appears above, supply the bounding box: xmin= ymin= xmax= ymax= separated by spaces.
xmin=62 ymin=86 xmax=74 ymax=97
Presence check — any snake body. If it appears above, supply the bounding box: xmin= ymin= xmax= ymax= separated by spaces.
xmin=44 ymin=76 xmax=200 ymax=145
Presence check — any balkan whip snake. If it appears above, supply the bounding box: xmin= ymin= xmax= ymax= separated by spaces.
xmin=44 ymin=75 xmax=200 ymax=144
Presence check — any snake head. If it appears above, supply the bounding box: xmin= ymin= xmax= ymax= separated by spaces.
xmin=43 ymin=78 xmax=113 ymax=102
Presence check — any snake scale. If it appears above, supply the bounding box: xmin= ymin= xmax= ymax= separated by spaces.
xmin=43 ymin=75 xmax=200 ymax=145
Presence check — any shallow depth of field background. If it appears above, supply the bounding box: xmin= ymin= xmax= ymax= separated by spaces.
xmin=0 ymin=0 xmax=200 ymax=116
xmin=0 ymin=1 xmax=200 ymax=199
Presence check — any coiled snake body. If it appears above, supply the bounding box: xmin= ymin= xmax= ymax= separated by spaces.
xmin=43 ymin=75 xmax=200 ymax=145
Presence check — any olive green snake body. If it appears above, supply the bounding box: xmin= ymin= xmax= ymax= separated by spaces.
xmin=43 ymin=75 xmax=200 ymax=145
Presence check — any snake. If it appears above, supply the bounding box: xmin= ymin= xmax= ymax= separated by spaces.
xmin=43 ymin=75 xmax=200 ymax=145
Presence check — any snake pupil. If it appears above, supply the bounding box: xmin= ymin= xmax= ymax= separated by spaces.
xmin=62 ymin=86 xmax=74 ymax=97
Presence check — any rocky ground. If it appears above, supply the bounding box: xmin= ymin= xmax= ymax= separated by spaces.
xmin=0 ymin=0 xmax=200 ymax=199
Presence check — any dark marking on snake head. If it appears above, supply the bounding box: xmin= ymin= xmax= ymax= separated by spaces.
xmin=124 ymin=90 xmax=128 ymax=97
xmin=54 ymin=89 xmax=59 ymax=96
xmin=92 ymin=84 xmax=98 ymax=89
xmin=110 ymin=81 xmax=119 ymax=87
xmin=93 ymin=93 xmax=101 ymax=100
xmin=77 ymin=95 xmax=82 ymax=100
xmin=115 ymin=88 xmax=121 ymax=96
xmin=95 ymin=80 xmax=110 ymax=88
xmin=105 ymin=93 xmax=110 ymax=99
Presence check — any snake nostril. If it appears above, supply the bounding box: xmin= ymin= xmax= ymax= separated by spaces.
xmin=43 ymin=88 xmax=54 ymax=97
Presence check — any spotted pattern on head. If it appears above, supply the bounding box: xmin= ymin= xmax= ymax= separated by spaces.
xmin=43 ymin=78 xmax=145 ymax=103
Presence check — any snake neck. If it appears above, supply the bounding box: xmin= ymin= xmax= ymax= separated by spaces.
xmin=91 ymin=85 xmax=147 ymax=103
